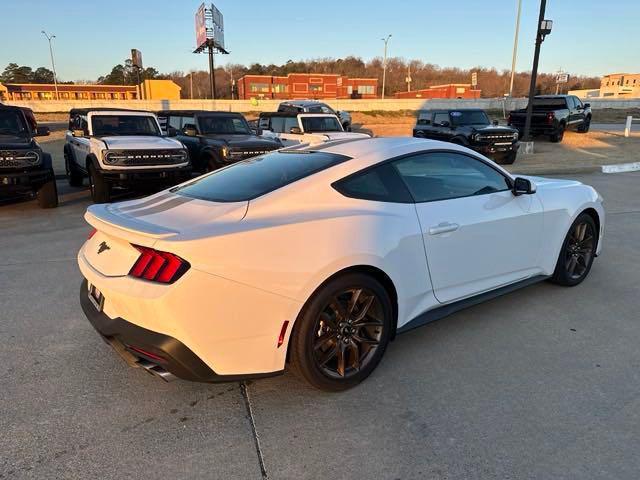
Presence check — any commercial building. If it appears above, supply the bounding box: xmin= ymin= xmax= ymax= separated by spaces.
xmin=394 ymin=84 xmax=481 ymax=99
xmin=599 ymin=73 xmax=640 ymax=97
xmin=0 ymin=79 xmax=181 ymax=101
xmin=237 ymin=73 xmax=378 ymax=100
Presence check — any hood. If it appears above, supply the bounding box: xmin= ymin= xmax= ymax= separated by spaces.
xmin=202 ymin=134 xmax=279 ymax=149
xmin=520 ymin=175 xmax=582 ymax=189
xmin=471 ymin=125 xmax=518 ymax=134
xmin=0 ymin=137 xmax=38 ymax=150
xmin=101 ymin=136 xmax=183 ymax=150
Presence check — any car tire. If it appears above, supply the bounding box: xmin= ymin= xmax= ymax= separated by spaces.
xmin=577 ymin=117 xmax=591 ymax=133
xmin=65 ymin=152 xmax=84 ymax=187
xmin=549 ymin=213 xmax=597 ymax=287
xmin=550 ymin=124 xmax=565 ymax=143
xmin=89 ymin=163 xmax=111 ymax=203
xmin=497 ymin=151 xmax=517 ymax=165
xmin=289 ymin=273 xmax=393 ymax=391
xmin=36 ymin=172 xmax=58 ymax=208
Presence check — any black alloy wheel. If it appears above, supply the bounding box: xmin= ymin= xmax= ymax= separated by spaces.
xmin=312 ymin=287 xmax=384 ymax=379
xmin=290 ymin=273 xmax=392 ymax=391
xmin=551 ymin=213 xmax=597 ymax=286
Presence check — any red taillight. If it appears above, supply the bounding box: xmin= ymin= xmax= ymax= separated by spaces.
xmin=127 ymin=345 xmax=167 ymax=363
xmin=129 ymin=245 xmax=190 ymax=284
xmin=88 ymin=228 xmax=97 ymax=239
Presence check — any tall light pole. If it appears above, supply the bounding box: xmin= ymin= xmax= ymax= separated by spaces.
xmin=381 ymin=34 xmax=391 ymax=100
xmin=41 ymin=30 xmax=59 ymax=100
xmin=509 ymin=0 xmax=522 ymax=97
xmin=522 ymin=0 xmax=553 ymax=142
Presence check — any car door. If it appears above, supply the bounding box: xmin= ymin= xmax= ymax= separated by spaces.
xmin=172 ymin=115 xmax=202 ymax=168
xmin=392 ymin=151 xmax=544 ymax=303
xmin=430 ymin=112 xmax=453 ymax=142
xmin=70 ymin=114 xmax=91 ymax=172
xmin=571 ymin=96 xmax=585 ymax=126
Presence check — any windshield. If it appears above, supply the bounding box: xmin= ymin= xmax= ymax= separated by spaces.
xmin=0 ymin=110 xmax=29 ymax=138
xmin=91 ymin=115 xmax=160 ymax=136
xmin=301 ymin=116 xmax=342 ymax=132
xmin=199 ymin=115 xmax=251 ymax=135
xmin=174 ymin=151 xmax=349 ymax=202
xmin=450 ymin=111 xmax=490 ymax=126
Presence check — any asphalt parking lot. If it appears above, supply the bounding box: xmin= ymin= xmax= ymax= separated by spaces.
xmin=1 ymin=171 xmax=640 ymax=479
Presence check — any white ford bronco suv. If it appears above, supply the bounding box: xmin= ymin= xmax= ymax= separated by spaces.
xmin=256 ymin=112 xmax=369 ymax=147
xmin=64 ymin=108 xmax=191 ymax=203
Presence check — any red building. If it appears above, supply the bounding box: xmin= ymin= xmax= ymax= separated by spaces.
xmin=237 ymin=73 xmax=378 ymax=100
xmin=395 ymin=84 xmax=481 ymax=99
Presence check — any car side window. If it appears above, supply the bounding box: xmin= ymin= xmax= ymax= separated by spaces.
xmin=320 ymin=106 xmax=334 ymax=114
xmin=392 ymin=152 xmax=511 ymax=203
xmin=283 ymin=117 xmax=299 ymax=132
xmin=417 ymin=112 xmax=431 ymax=125
xmin=433 ymin=112 xmax=450 ymax=126
xmin=573 ymin=97 xmax=583 ymax=109
xmin=308 ymin=106 xmax=323 ymax=113
xmin=333 ymin=163 xmax=413 ymax=203
xmin=168 ymin=116 xmax=182 ymax=130
xmin=258 ymin=116 xmax=272 ymax=130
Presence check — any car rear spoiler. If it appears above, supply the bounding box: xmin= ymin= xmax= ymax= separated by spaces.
xmin=85 ymin=204 xmax=179 ymax=243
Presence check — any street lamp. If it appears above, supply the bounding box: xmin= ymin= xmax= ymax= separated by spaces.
xmin=41 ymin=30 xmax=59 ymax=100
xmin=522 ymin=0 xmax=552 ymax=142
xmin=508 ymin=0 xmax=522 ymax=98
xmin=381 ymin=34 xmax=391 ymax=100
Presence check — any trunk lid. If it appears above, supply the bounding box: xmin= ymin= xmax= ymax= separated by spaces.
xmin=81 ymin=190 xmax=247 ymax=276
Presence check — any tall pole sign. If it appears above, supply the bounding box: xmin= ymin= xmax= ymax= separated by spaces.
xmin=194 ymin=3 xmax=229 ymax=100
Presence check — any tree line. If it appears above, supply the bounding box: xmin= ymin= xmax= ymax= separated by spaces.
xmin=2 ymin=57 xmax=601 ymax=98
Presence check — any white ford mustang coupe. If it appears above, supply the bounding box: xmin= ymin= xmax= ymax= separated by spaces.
xmin=78 ymin=137 xmax=604 ymax=391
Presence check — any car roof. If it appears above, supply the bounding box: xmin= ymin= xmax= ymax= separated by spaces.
xmin=534 ymin=95 xmax=569 ymax=98
xmin=156 ymin=110 xmax=243 ymax=116
xmin=69 ymin=107 xmax=151 ymax=116
xmin=0 ymin=105 xmax=24 ymax=113
xmin=280 ymin=100 xmax=324 ymax=107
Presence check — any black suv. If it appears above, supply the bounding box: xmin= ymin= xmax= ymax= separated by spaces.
xmin=0 ymin=105 xmax=57 ymax=208
xmin=157 ymin=110 xmax=281 ymax=173
xmin=413 ymin=109 xmax=520 ymax=164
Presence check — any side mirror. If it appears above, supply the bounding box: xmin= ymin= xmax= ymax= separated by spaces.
xmin=183 ymin=127 xmax=197 ymax=137
xmin=290 ymin=126 xmax=302 ymax=134
xmin=513 ymin=177 xmax=536 ymax=196
xmin=493 ymin=120 xmax=499 ymax=126
xmin=167 ymin=126 xmax=178 ymax=137
xmin=583 ymin=103 xmax=591 ymax=108
xmin=72 ymin=129 xmax=85 ymax=137
xmin=35 ymin=126 xmax=50 ymax=137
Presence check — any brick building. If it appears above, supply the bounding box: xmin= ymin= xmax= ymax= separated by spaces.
xmin=394 ymin=84 xmax=481 ymax=99
xmin=0 ymin=80 xmax=181 ymax=101
xmin=237 ymin=73 xmax=378 ymax=100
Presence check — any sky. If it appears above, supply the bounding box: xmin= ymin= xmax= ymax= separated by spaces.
xmin=1 ymin=0 xmax=638 ymax=82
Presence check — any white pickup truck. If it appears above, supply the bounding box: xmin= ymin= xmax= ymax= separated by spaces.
xmin=64 ymin=109 xmax=191 ymax=203
xmin=256 ymin=112 xmax=369 ymax=147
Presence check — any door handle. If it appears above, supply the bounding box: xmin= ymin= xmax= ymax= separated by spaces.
xmin=429 ymin=222 xmax=459 ymax=235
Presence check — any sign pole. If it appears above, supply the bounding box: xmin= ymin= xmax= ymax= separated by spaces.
xmin=208 ymin=42 xmax=216 ymax=100
xmin=523 ymin=0 xmax=547 ymax=142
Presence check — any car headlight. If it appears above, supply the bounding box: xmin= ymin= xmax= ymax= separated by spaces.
xmin=471 ymin=133 xmax=480 ymax=142
xmin=512 ymin=132 xmax=519 ymax=141
xmin=221 ymin=146 xmax=228 ymax=158
xmin=102 ymin=150 xmax=119 ymax=165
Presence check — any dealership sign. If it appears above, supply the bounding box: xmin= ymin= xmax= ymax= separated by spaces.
xmin=556 ymin=73 xmax=569 ymax=84
xmin=195 ymin=3 xmax=226 ymax=52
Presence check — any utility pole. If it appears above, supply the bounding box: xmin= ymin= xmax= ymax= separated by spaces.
xmin=509 ymin=0 xmax=522 ymax=97
xmin=41 ymin=30 xmax=59 ymax=100
xmin=406 ymin=64 xmax=412 ymax=92
xmin=522 ymin=0 xmax=553 ymax=142
xmin=190 ymin=72 xmax=193 ymax=100
xmin=381 ymin=34 xmax=391 ymax=100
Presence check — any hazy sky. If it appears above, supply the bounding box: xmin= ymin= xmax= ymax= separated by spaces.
xmin=1 ymin=0 xmax=637 ymax=82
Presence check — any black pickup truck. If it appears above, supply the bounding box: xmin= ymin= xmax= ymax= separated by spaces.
xmin=157 ymin=110 xmax=281 ymax=173
xmin=0 ymin=105 xmax=57 ymax=208
xmin=413 ymin=109 xmax=520 ymax=164
xmin=508 ymin=95 xmax=592 ymax=143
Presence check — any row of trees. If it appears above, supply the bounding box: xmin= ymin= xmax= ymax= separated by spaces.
xmin=0 ymin=63 xmax=60 ymax=84
xmin=2 ymin=57 xmax=601 ymax=98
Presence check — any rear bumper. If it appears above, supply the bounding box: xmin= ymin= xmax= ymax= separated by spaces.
xmin=80 ymin=279 xmax=284 ymax=383
xmin=509 ymin=123 xmax=558 ymax=135
xmin=0 ymin=168 xmax=53 ymax=191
